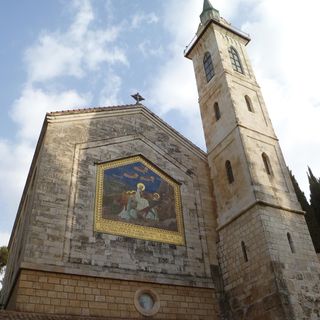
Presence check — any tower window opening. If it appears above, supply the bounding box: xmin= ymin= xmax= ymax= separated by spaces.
xmin=245 ymin=95 xmax=254 ymax=112
xmin=241 ymin=241 xmax=248 ymax=262
xmin=214 ymin=102 xmax=221 ymax=121
xmin=203 ymin=52 xmax=215 ymax=82
xmin=287 ymin=233 xmax=295 ymax=253
xmin=225 ymin=160 xmax=234 ymax=184
xmin=228 ymin=46 xmax=244 ymax=74
xmin=262 ymin=153 xmax=272 ymax=175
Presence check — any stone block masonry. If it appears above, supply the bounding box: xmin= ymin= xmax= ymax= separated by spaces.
xmin=8 ymin=269 xmax=220 ymax=319
xmin=1 ymin=106 xmax=219 ymax=308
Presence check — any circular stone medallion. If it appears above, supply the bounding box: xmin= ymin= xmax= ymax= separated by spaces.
xmin=134 ymin=288 xmax=160 ymax=316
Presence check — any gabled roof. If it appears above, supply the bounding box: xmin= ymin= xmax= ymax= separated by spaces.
xmin=47 ymin=103 xmax=138 ymax=116
xmin=46 ymin=103 xmax=206 ymax=159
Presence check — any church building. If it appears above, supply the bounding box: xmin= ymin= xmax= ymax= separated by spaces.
xmin=1 ymin=1 xmax=320 ymax=319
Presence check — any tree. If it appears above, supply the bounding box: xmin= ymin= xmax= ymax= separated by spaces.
xmin=308 ymin=167 xmax=320 ymax=227
xmin=0 ymin=246 xmax=8 ymax=293
xmin=289 ymin=170 xmax=320 ymax=252
xmin=0 ymin=246 xmax=8 ymax=273
xmin=0 ymin=246 xmax=8 ymax=307
xmin=290 ymin=170 xmax=310 ymax=212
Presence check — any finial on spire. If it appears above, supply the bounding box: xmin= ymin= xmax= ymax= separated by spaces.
xmin=200 ymin=0 xmax=220 ymax=25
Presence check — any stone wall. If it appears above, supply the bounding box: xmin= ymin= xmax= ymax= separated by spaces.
xmin=2 ymin=106 xmax=219 ymax=312
xmin=10 ymin=269 xmax=220 ymax=319
xmin=218 ymin=204 xmax=320 ymax=319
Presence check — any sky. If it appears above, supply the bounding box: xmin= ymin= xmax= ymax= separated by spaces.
xmin=0 ymin=0 xmax=320 ymax=248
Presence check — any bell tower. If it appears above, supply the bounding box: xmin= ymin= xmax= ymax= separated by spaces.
xmin=185 ymin=1 xmax=320 ymax=319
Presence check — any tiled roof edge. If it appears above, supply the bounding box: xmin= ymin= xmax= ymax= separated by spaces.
xmin=47 ymin=103 xmax=140 ymax=116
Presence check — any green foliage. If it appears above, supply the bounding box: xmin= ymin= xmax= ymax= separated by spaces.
xmin=0 ymin=246 xmax=8 ymax=302
xmin=289 ymin=170 xmax=320 ymax=252
xmin=0 ymin=247 xmax=8 ymax=272
xmin=308 ymin=167 xmax=320 ymax=227
xmin=290 ymin=170 xmax=309 ymax=211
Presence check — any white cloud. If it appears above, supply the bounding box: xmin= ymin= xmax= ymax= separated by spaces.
xmin=131 ymin=12 xmax=159 ymax=29
xmin=237 ymin=0 xmax=320 ymax=196
xmin=0 ymin=232 xmax=11 ymax=247
xmin=162 ymin=0 xmax=201 ymax=45
xmin=138 ymin=41 xmax=163 ymax=57
xmin=25 ymin=35 xmax=84 ymax=82
xmin=99 ymin=72 xmax=122 ymax=106
xmin=148 ymin=0 xmax=201 ymax=112
xmin=0 ymin=139 xmax=34 ymax=234
xmin=146 ymin=0 xmax=204 ymax=146
xmin=148 ymin=53 xmax=198 ymax=114
xmin=11 ymin=86 xmax=89 ymax=143
xmin=69 ymin=0 xmax=95 ymax=40
xmin=25 ymin=0 xmax=127 ymax=83
xmin=0 ymin=140 xmax=33 ymax=198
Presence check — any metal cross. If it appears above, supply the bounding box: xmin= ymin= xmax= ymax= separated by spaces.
xmin=131 ymin=92 xmax=145 ymax=104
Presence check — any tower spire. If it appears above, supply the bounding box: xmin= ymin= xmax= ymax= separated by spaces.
xmin=200 ymin=0 xmax=220 ymax=24
xmin=203 ymin=0 xmax=214 ymax=11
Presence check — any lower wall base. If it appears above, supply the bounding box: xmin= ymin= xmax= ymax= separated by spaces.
xmin=7 ymin=269 xmax=220 ymax=319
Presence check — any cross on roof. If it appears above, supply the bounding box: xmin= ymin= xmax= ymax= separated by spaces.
xmin=131 ymin=93 xmax=145 ymax=104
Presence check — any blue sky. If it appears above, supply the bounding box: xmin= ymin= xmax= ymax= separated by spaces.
xmin=1 ymin=0 xmax=320 ymax=246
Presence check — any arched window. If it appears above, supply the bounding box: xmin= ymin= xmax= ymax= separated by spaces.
xmin=203 ymin=52 xmax=215 ymax=82
xmin=214 ymin=102 xmax=221 ymax=121
xmin=245 ymin=95 xmax=254 ymax=112
xmin=287 ymin=233 xmax=295 ymax=253
xmin=228 ymin=46 xmax=244 ymax=74
xmin=241 ymin=241 xmax=248 ymax=262
xmin=225 ymin=160 xmax=234 ymax=184
xmin=262 ymin=153 xmax=272 ymax=175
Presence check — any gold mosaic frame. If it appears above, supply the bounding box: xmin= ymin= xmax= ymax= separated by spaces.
xmin=94 ymin=155 xmax=185 ymax=245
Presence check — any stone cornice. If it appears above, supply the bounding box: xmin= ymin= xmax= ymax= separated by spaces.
xmin=217 ymin=200 xmax=305 ymax=232
xmin=20 ymin=264 xmax=215 ymax=289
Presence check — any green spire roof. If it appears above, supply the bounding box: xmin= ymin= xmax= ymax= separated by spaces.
xmin=200 ymin=0 xmax=220 ymax=24
xmin=203 ymin=0 xmax=214 ymax=11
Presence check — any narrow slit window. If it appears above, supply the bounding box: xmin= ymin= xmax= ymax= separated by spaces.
xmin=228 ymin=46 xmax=244 ymax=74
xmin=241 ymin=241 xmax=248 ymax=262
xmin=203 ymin=52 xmax=215 ymax=82
xmin=245 ymin=95 xmax=254 ymax=112
xmin=287 ymin=233 xmax=295 ymax=253
xmin=262 ymin=153 xmax=272 ymax=175
xmin=225 ymin=160 xmax=234 ymax=184
xmin=214 ymin=102 xmax=221 ymax=121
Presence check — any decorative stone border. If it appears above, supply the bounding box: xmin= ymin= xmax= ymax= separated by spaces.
xmin=134 ymin=288 xmax=160 ymax=317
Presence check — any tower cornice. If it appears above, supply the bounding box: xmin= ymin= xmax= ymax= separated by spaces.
xmin=184 ymin=19 xmax=250 ymax=59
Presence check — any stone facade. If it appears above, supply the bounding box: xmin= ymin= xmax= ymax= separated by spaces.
xmin=9 ymin=269 xmax=218 ymax=319
xmin=218 ymin=205 xmax=320 ymax=319
xmin=2 ymin=1 xmax=320 ymax=319
xmin=2 ymin=106 xmax=221 ymax=319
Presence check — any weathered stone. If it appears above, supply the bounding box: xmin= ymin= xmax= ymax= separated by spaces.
xmin=2 ymin=1 xmax=320 ymax=319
